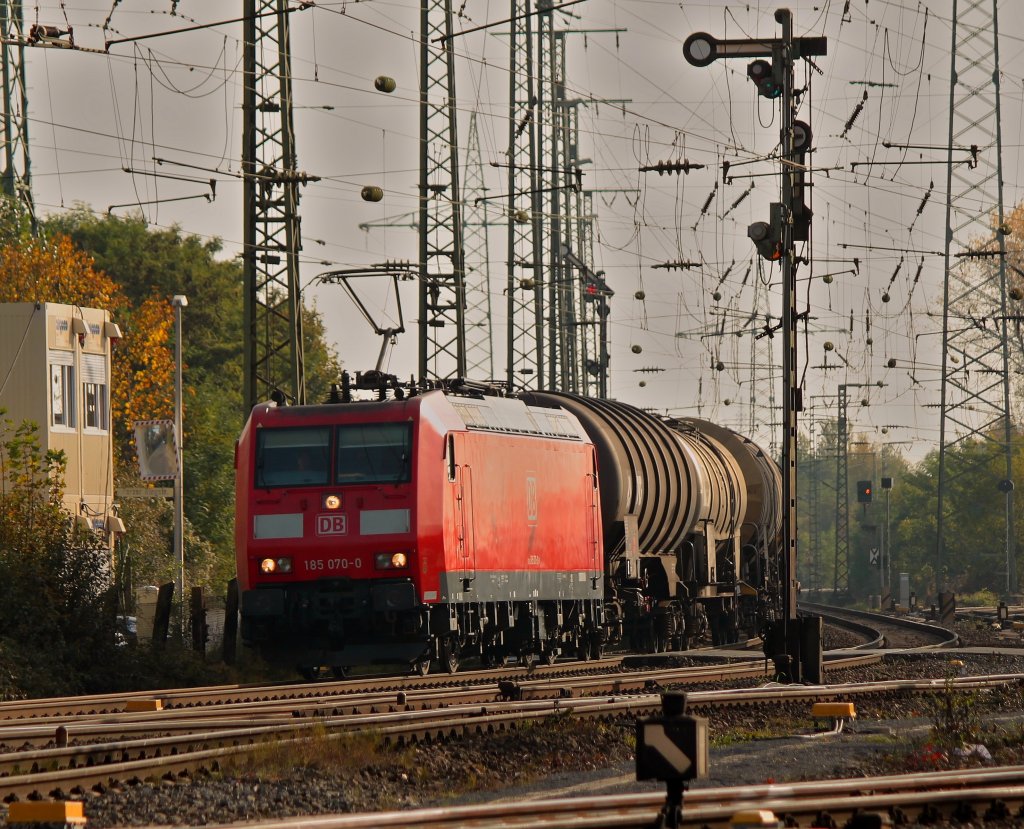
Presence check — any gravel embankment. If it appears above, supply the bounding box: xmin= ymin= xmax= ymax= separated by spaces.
xmin=38 ymin=619 xmax=1024 ymax=827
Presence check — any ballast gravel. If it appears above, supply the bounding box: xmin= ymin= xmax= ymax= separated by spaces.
xmin=42 ymin=619 xmax=1024 ymax=827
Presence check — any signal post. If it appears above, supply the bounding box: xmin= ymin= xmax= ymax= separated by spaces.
xmin=684 ymin=10 xmax=825 ymax=682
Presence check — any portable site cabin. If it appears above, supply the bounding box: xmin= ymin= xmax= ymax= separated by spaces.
xmin=0 ymin=302 xmax=123 ymax=542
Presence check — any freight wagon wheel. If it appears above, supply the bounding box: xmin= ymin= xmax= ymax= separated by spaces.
xmin=576 ymin=636 xmax=591 ymax=662
xmin=440 ymin=635 xmax=461 ymax=674
xmin=412 ymin=655 xmax=431 ymax=676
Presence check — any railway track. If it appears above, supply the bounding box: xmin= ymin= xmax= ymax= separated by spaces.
xmin=802 ymin=601 xmax=959 ymax=649
xmin=141 ymin=765 xmax=1024 ymax=828
xmin=1 ymin=669 xmax=1019 ymax=801
xmin=0 ymin=611 xmax=971 ymax=805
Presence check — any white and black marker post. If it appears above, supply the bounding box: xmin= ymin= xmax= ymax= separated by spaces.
xmin=636 ymin=691 xmax=708 ymax=829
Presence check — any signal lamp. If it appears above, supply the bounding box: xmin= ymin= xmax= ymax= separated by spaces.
xmin=375 ymin=552 xmax=408 ymax=569
xmin=856 ymin=480 xmax=873 ymax=503
xmin=260 ymin=557 xmax=292 ymax=574
xmin=323 ymin=494 xmax=342 ymax=510
xmin=747 ymin=58 xmax=782 ymax=98
xmin=748 ymin=203 xmax=784 ymax=261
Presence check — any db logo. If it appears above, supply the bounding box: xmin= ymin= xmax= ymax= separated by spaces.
xmin=316 ymin=514 xmax=348 ymax=535
xmin=526 ymin=475 xmax=538 ymax=524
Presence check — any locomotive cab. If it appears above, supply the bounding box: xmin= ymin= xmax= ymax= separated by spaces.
xmin=236 ymin=402 xmax=424 ymax=675
xmin=235 ymin=388 xmax=606 ymax=677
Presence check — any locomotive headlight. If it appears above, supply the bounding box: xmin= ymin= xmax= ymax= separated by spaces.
xmin=375 ymin=552 xmax=408 ymax=569
xmin=260 ymin=556 xmax=293 ymax=574
xmin=323 ymin=494 xmax=342 ymax=510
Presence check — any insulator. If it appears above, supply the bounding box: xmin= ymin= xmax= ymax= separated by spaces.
xmin=361 ymin=186 xmax=384 ymax=202
xmin=715 ymin=361 xmax=725 ymax=372
xmin=374 ymin=76 xmax=397 ymax=93
xmin=631 ymin=344 xmax=642 ymax=354
xmin=861 ymin=399 xmax=869 ymax=406
xmin=881 ymin=292 xmax=890 ymax=303
xmin=520 ymin=278 xmax=536 ymax=290
xmin=514 ymin=209 xmax=531 ymax=224
xmin=823 ymin=274 xmax=833 ymax=284
xmin=639 ymin=380 xmax=647 ymax=388
xmin=866 ymin=337 xmax=873 ymax=346
xmin=823 ymin=341 xmax=834 ymax=351
xmin=712 ymin=291 xmax=722 ymax=301
xmin=634 ymin=290 xmax=646 ymax=300
xmin=887 ymin=358 xmax=897 ymax=368
xmin=1010 ymin=287 xmax=1023 ymax=301
xmin=724 ymin=398 xmax=731 ymax=406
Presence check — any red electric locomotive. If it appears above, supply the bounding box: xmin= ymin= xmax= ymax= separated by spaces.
xmin=235 ymin=382 xmax=605 ymax=677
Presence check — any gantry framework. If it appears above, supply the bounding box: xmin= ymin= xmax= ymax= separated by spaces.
xmin=936 ymin=0 xmax=1016 ymax=593
xmin=419 ymin=0 xmax=467 ymax=382
xmin=462 ymin=112 xmax=495 ymax=380
xmin=1 ymin=0 xmax=34 ymax=222
xmin=506 ymin=0 xmax=545 ymax=390
xmin=242 ymin=0 xmax=306 ymax=409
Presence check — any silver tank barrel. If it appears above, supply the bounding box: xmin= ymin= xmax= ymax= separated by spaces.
xmin=519 ymin=391 xmax=702 ymax=554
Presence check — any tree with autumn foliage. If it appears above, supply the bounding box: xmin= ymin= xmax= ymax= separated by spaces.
xmin=0 ymin=230 xmax=176 ymax=468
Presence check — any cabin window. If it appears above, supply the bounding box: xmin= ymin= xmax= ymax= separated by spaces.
xmin=255 ymin=427 xmax=331 ymax=488
xmin=50 ymin=363 xmax=76 ymax=428
xmin=335 ymin=422 xmax=412 ymax=485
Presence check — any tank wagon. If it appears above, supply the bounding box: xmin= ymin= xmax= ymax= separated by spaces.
xmin=235 ymin=379 xmax=783 ymax=677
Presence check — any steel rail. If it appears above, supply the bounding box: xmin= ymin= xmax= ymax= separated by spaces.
xmin=802 ymin=601 xmax=960 ymax=649
xmin=2 ymin=673 xmax=1021 ymax=799
xmin=0 ymin=641 xmax=769 ymax=722
xmin=0 ymin=654 xmax=890 ymax=747
xmin=153 ymin=767 xmax=1024 ymax=828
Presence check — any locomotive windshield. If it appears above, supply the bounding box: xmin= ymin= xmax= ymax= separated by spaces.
xmin=336 ymin=422 xmax=412 ymax=484
xmin=255 ymin=427 xmax=331 ymax=488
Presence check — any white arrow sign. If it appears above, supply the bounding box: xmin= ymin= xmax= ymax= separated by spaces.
xmin=643 ymin=723 xmax=692 ymax=775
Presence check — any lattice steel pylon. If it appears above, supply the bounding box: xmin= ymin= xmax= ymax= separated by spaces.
xmin=575 ymin=190 xmax=603 ymax=397
xmin=537 ymin=17 xmax=573 ymax=391
xmin=242 ymin=0 xmax=306 ymax=409
xmin=936 ymin=0 xmax=1016 ymax=594
xmin=419 ymin=0 xmax=466 ymax=383
xmin=1 ymin=0 xmax=34 ymax=222
xmin=834 ymin=385 xmax=851 ymax=597
xmin=506 ymin=0 xmax=545 ymax=390
xmin=462 ymin=112 xmax=494 ymax=380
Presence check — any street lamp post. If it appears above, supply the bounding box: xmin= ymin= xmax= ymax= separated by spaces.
xmin=172 ymin=295 xmax=188 ymax=636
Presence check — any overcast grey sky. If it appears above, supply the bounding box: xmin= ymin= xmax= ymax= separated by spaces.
xmin=19 ymin=0 xmax=1024 ymax=459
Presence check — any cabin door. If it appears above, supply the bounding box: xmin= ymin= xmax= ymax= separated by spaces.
xmin=450 ymin=435 xmax=476 ymax=589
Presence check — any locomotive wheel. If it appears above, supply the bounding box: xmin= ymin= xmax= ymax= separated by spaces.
xmin=330 ymin=666 xmax=349 ymax=680
xmin=440 ymin=636 xmax=461 ymax=674
xmin=542 ymin=648 xmax=557 ymax=666
xmin=412 ymin=656 xmax=431 ymax=676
